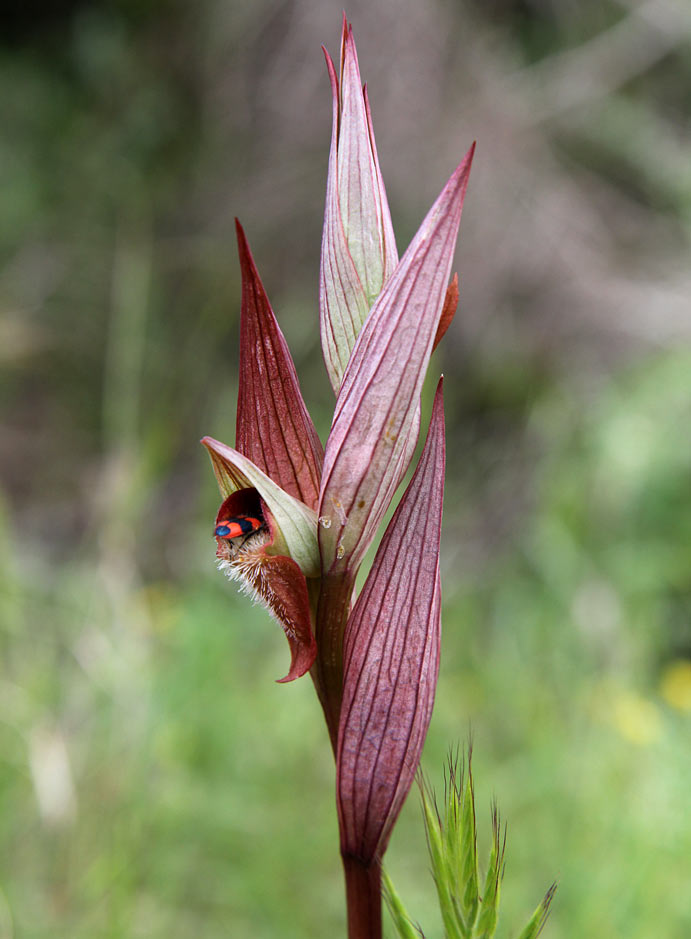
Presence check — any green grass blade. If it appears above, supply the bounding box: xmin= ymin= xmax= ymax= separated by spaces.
xmin=460 ymin=749 xmax=479 ymax=929
xmin=420 ymin=774 xmax=466 ymax=939
xmin=474 ymin=802 xmax=506 ymax=939
xmin=515 ymin=882 xmax=557 ymax=939
xmin=382 ymin=868 xmax=426 ymax=938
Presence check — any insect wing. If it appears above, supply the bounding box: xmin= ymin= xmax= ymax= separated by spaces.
xmin=214 ymin=515 xmax=263 ymax=540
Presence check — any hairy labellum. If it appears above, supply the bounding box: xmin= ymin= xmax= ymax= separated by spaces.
xmin=212 ymin=491 xmax=317 ymax=683
xmin=216 ymin=525 xmax=271 ymax=564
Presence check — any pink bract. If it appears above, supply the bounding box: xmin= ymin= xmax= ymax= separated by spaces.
xmin=337 ymin=381 xmax=446 ymax=863
xmin=319 ymin=146 xmax=474 ymax=576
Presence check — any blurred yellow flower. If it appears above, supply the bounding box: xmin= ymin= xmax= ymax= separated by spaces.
xmin=660 ymin=660 xmax=691 ymax=712
xmin=611 ymin=691 xmax=661 ymax=746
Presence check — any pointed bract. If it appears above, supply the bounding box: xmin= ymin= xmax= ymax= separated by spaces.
xmin=337 ymin=26 xmax=397 ymax=307
xmin=203 ymin=436 xmax=320 ymax=577
xmin=320 ymin=18 xmax=398 ymax=394
xmin=320 ymin=46 xmax=366 ymax=389
xmin=336 ymin=382 xmax=445 ymax=864
xmin=235 ymin=221 xmax=323 ymax=511
xmin=319 ymin=148 xmax=474 ymax=575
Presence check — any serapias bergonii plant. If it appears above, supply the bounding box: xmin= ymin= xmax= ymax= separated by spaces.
xmin=202 ymin=17 xmax=552 ymax=938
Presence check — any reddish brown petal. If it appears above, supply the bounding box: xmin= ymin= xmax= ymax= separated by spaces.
xmin=230 ymin=550 xmax=317 ymax=683
xmin=336 ymin=380 xmax=445 ymax=863
xmin=432 ymin=273 xmax=459 ymax=352
xmin=235 ymin=221 xmax=323 ymax=510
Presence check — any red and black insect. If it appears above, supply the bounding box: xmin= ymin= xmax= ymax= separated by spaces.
xmin=214 ymin=514 xmax=265 ymax=549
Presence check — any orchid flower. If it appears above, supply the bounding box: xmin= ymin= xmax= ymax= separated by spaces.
xmin=202 ymin=223 xmax=322 ymax=682
xmin=202 ymin=17 xmax=474 ymax=939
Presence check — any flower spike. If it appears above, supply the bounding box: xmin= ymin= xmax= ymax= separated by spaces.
xmin=201 ymin=18 xmax=481 ymax=933
xmin=319 ymin=146 xmax=474 ymax=576
xmin=320 ymin=16 xmax=398 ymax=394
xmin=235 ymin=220 xmax=323 ymax=511
xmin=337 ymin=380 xmax=446 ymax=864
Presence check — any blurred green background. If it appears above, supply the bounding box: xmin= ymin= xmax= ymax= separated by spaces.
xmin=1 ymin=0 xmax=690 ymax=936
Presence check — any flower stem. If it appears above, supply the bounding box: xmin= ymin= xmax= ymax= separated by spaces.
xmin=312 ymin=570 xmax=355 ymax=750
xmin=342 ymin=853 xmax=382 ymax=939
